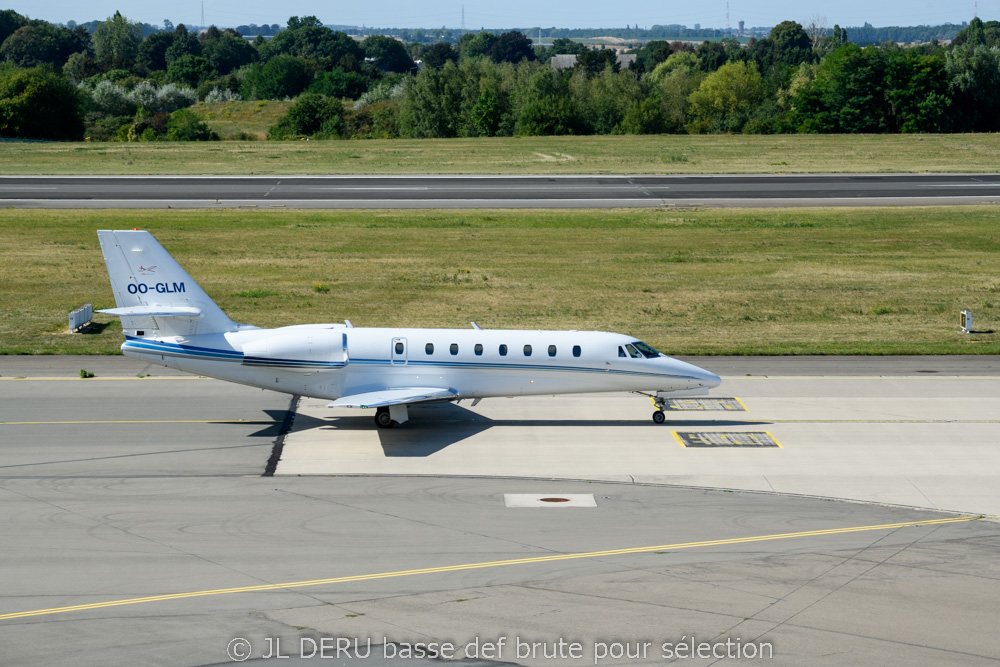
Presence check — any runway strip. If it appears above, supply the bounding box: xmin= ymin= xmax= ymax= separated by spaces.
xmin=0 ymin=515 xmax=977 ymax=621
xmin=2 ymin=173 xmax=999 ymax=208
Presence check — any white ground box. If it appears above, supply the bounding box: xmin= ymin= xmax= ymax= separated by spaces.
xmin=504 ymin=494 xmax=597 ymax=508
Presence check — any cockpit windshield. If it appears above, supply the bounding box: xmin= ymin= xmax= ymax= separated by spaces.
xmin=632 ymin=341 xmax=663 ymax=358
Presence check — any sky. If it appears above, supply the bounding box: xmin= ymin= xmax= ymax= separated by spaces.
xmin=9 ymin=0 xmax=988 ymax=30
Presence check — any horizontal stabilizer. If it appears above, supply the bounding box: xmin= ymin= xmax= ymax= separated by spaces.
xmin=98 ymin=306 xmax=203 ymax=318
xmin=328 ymin=387 xmax=457 ymax=409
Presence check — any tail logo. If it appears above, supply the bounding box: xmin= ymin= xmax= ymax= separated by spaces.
xmin=138 ymin=265 xmax=157 ymax=275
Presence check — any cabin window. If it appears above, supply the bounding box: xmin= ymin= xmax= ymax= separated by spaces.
xmin=450 ymin=343 xmax=459 ymax=355
xmin=573 ymin=345 xmax=581 ymax=357
xmin=625 ymin=343 xmax=642 ymax=359
xmin=499 ymin=344 xmax=507 ymax=356
xmin=474 ymin=343 xmax=483 ymax=356
xmin=548 ymin=345 xmax=557 ymax=357
xmin=395 ymin=342 xmax=404 ymax=354
xmin=524 ymin=344 xmax=532 ymax=356
xmin=425 ymin=343 xmax=434 ymax=355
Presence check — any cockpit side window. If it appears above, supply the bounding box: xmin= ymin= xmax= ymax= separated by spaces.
xmin=619 ymin=346 xmax=627 ymax=358
xmin=633 ymin=341 xmax=662 ymax=358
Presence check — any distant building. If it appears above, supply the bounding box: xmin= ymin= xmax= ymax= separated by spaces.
xmin=550 ymin=54 xmax=578 ymax=69
xmin=738 ymin=20 xmax=745 ymax=37
xmin=549 ymin=53 xmax=637 ymax=69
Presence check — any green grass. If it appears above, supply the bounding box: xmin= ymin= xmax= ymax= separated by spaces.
xmin=1 ymin=207 xmax=998 ymax=356
xmin=191 ymin=100 xmax=293 ymax=140
xmin=3 ymin=134 xmax=1000 ymax=175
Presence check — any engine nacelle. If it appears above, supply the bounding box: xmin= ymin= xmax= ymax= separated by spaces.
xmin=241 ymin=330 xmax=347 ymax=371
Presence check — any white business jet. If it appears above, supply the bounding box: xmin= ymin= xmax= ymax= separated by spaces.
xmin=97 ymin=230 xmax=721 ymax=428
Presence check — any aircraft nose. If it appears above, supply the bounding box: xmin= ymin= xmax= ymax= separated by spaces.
xmin=672 ymin=359 xmax=721 ymax=388
xmin=698 ymin=367 xmax=722 ymax=388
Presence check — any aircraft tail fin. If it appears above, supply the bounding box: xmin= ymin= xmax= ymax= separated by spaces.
xmin=97 ymin=230 xmax=238 ymax=337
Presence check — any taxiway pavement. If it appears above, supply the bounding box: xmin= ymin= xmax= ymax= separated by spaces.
xmin=1 ymin=356 xmax=998 ymax=666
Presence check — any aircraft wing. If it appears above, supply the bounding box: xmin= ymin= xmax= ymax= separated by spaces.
xmin=327 ymin=387 xmax=458 ymax=409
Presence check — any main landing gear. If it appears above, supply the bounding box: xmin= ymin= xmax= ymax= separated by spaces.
xmin=374 ymin=404 xmax=410 ymax=428
xmin=374 ymin=408 xmax=395 ymax=429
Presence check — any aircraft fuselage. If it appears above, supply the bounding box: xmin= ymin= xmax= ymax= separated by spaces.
xmin=120 ymin=324 xmax=720 ymax=401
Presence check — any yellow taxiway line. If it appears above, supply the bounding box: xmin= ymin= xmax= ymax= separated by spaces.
xmin=0 ymin=515 xmax=979 ymax=622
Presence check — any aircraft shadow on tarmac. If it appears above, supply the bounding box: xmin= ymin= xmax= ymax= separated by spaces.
xmin=285 ymin=403 xmax=771 ymax=457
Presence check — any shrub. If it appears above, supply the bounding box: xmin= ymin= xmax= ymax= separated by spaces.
xmin=0 ymin=65 xmax=85 ymax=140
xmin=204 ymin=87 xmax=242 ymax=103
xmin=156 ymin=83 xmax=197 ymax=111
xmin=268 ymin=93 xmax=343 ymax=139
xmin=240 ymin=55 xmax=312 ymax=100
xmin=90 ymin=79 xmax=135 ymax=116
xmin=165 ymin=108 xmax=218 ymax=141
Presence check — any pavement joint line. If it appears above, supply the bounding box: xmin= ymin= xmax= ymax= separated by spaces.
xmin=0 ymin=376 xmax=209 ymax=381
xmin=718 ymin=375 xmax=1000 ymax=380
xmin=0 ymin=420 xmax=279 ymax=425
xmin=13 ymin=375 xmax=998 ymax=381
xmin=0 ymin=516 xmax=979 ymax=622
xmin=6 ymin=419 xmax=998 ymax=426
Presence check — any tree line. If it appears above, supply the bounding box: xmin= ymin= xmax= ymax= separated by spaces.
xmin=0 ymin=9 xmax=998 ymax=142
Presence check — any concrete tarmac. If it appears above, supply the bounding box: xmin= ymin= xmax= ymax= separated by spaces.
xmin=1 ymin=356 xmax=999 ymax=666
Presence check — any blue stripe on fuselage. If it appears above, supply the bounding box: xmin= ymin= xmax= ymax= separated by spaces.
xmin=122 ymin=337 xmax=692 ymax=380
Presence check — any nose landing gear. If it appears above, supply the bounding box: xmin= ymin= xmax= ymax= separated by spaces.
xmin=634 ymin=392 xmax=671 ymax=424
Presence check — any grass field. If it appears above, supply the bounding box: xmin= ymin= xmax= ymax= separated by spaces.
xmin=2 ymin=134 xmax=1000 ymax=175
xmin=192 ymin=100 xmax=293 ymax=140
xmin=1 ymin=207 xmax=997 ymax=357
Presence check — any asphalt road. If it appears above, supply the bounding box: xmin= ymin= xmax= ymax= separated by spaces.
xmin=2 ymin=173 xmax=1000 ymax=208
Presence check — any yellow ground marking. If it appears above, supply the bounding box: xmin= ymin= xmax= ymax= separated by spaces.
xmin=671 ymin=431 xmax=782 ymax=448
xmin=734 ymin=397 xmax=749 ymax=411
xmin=0 ymin=516 xmax=978 ymax=622
xmin=0 ymin=420 xmax=278 ymax=425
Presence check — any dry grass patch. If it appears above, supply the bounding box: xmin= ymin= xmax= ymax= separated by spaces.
xmin=0 ymin=206 xmax=997 ymax=355
xmin=2 ymin=134 xmax=1000 ymax=175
